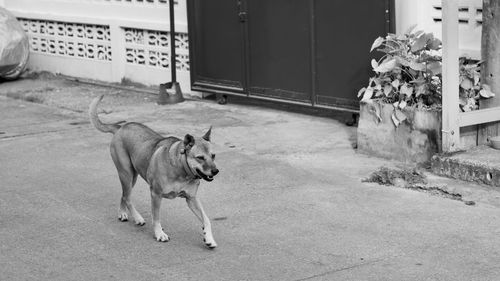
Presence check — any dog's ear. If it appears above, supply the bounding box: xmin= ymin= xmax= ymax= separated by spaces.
xmin=184 ymin=134 xmax=195 ymax=149
xmin=202 ymin=126 xmax=212 ymax=142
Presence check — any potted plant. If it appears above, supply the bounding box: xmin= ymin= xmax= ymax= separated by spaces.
xmin=357 ymin=27 xmax=495 ymax=163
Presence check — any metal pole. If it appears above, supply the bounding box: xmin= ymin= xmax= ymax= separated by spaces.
xmin=169 ymin=0 xmax=177 ymax=83
xmin=158 ymin=0 xmax=184 ymax=105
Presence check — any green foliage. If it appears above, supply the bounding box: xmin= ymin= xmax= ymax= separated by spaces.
xmin=458 ymin=57 xmax=495 ymax=111
xmin=359 ymin=28 xmax=495 ymax=127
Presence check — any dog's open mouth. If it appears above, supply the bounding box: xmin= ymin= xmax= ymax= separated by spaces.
xmin=196 ymin=169 xmax=214 ymax=182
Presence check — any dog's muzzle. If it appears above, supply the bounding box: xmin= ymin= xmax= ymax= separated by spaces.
xmin=196 ymin=168 xmax=219 ymax=182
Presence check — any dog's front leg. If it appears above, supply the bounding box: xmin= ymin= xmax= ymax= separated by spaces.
xmin=151 ymin=191 xmax=170 ymax=242
xmin=186 ymin=197 xmax=217 ymax=249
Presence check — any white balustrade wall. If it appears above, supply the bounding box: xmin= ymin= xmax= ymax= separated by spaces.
xmin=1 ymin=0 xmax=195 ymax=95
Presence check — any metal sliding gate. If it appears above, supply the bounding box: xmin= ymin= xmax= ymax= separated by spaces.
xmin=187 ymin=0 xmax=393 ymax=112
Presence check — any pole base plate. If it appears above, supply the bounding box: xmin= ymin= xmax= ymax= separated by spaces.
xmin=158 ymin=82 xmax=184 ymax=105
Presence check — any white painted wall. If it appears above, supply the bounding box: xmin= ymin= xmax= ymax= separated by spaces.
xmin=395 ymin=0 xmax=482 ymax=59
xmin=3 ymin=0 xmax=196 ymax=96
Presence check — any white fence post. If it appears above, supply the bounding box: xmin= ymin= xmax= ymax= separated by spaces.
xmin=110 ymin=23 xmax=125 ymax=83
xmin=442 ymin=0 xmax=461 ymax=152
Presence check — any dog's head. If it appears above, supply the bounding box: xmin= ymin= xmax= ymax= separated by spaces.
xmin=184 ymin=127 xmax=219 ymax=182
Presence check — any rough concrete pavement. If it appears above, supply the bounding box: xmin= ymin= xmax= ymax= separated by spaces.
xmin=2 ymin=79 xmax=500 ymax=280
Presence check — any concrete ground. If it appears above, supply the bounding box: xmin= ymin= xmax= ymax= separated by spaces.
xmin=2 ymin=75 xmax=500 ymax=281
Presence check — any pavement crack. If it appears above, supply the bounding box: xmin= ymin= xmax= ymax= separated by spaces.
xmin=293 ymin=258 xmax=384 ymax=281
xmin=0 ymin=127 xmax=84 ymax=140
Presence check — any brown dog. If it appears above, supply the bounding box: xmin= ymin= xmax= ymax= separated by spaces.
xmin=89 ymin=95 xmax=218 ymax=248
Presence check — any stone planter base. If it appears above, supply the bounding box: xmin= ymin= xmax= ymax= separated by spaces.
xmin=357 ymin=101 xmax=442 ymax=164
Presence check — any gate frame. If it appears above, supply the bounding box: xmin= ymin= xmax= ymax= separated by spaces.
xmin=441 ymin=0 xmax=500 ymax=152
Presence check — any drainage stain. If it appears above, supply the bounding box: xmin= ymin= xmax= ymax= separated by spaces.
xmin=363 ymin=166 xmax=475 ymax=206
xmin=363 ymin=166 xmax=426 ymax=186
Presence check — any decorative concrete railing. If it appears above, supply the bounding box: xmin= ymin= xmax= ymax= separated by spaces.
xmin=1 ymin=0 xmax=193 ymax=95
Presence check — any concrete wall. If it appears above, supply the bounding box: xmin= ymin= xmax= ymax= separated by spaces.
xmin=2 ymin=0 xmax=197 ymax=96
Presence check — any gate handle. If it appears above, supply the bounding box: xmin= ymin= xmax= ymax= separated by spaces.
xmin=237 ymin=0 xmax=247 ymax=22
xmin=238 ymin=11 xmax=247 ymax=22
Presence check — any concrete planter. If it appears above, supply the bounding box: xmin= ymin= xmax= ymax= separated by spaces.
xmin=357 ymin=100 xmax=442 ymax=164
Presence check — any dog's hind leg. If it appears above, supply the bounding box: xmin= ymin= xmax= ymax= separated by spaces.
xmin=118 ymin=171 xmax=146 ymax=226
xmin=111 ymin=145 xmax=145 ymax=226
xmin=186 ymin=197 xmax=217 ymax=249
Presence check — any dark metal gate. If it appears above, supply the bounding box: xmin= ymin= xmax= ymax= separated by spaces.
xmin=187 ymin=0 xmax=394 ymax=112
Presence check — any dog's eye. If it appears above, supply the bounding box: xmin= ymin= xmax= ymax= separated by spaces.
xmin=196 ymin=156 xmax=205 ymax=161
xmin=211 ymin=154 xmax=216 ymax=160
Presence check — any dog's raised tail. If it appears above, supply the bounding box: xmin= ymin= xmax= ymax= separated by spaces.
xmin=89 ymin=95 xmax=121 ymax=134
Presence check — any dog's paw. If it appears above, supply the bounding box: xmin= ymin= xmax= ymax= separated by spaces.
xmin=134 ymin=217 xmax=146 ymax=226
xmin=118 ymin=213 xmax=128 ymax=222
xmin=203 ymin=238 xmax=217 ymax=249
xmin=155 ymin=231 xmax=170 ymax=242
xmin=202 ymin=227 xmax=217 ymax=249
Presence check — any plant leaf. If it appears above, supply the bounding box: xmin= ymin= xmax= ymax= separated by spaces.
xmin=473 ymin=72 xmax=480 ymax=85
xmin=357 ymin=87 xmax=366 ymax=98
xmin=400 ymin=83 xmax=414 ymax=96
xmin=427 ymin=61 xmax=442 ymax=75
xmin=370 ymin=36 xmax=385 ymax=52
xmin=460 ymin=78 xmax=473 ymax=90
xmin=391 ymin=79 xmax=400 ymax=89
xmin=361 ymin=87 xmax=374 ymax=101
xmin=428 ymin=37 xmax=442 ymax=50
xmin=368 ymin=77 xmax=375 ymax=87
xmin=479 ymin=84 xmax=495 ymax=98
xmin=371 ymin=59 xmax=378 ymax=70
xmin=391 ymin=109 xmax=407 ymax=127
xmin=411 ymin=33 xmax=432 ymax=53
xmin=413 ymin=30 xmax=424 ymax=38
xmin=409 ymin=61 xmax=426 ymax=71
xmin=410 ymin=78 xmax=426 ymax=85
xmin=373 ymin=58 xmax=397 ymax=73
xmin=461 ymin=98 xmax=477 ymax=112
xmin=383 ymin=84 xmax=392 ymax=96
xmin=415 ymin=84 xmax=427 ymax=97
xmin=399 ymin=100 xmax=407 ymax=109
xmin=396 ymin=57 xmax=410 ymax=67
